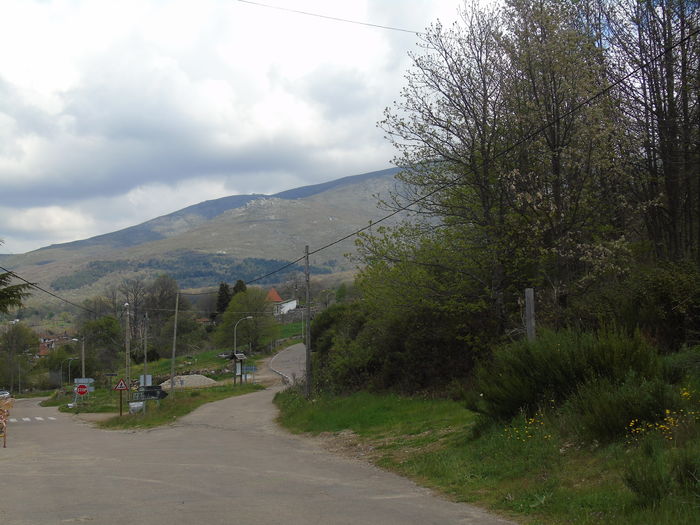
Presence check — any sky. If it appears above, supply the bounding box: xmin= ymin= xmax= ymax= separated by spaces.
xmin=0 ymin=0 xmax=462 ymax=254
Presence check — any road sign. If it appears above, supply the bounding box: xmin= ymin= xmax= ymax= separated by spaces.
xmin=75 ymin=384 xmax=89 ymax=396
xmin=132 ymin=385 xmax=168 ymax=401
xmin=114 ymin=378 xmax=128 ymax=391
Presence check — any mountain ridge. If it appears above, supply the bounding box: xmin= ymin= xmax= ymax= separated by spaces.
xmin=4 ymin=167 xmax=403 ymax=304
xmin=35 ymin=167 xmax=400 ymax=252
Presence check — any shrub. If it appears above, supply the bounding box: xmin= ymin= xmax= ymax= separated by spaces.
xmin=579 ymin=262 xmax=700 ymax=352
xmin=561 ymin=374 xmax=678 ymax=443
xmin=473 ymin=328 xmax=662 ymax=420
xmin=623 ymin=438 xmax=673 ymax=507
xmin=670 ymin=445 xmax=700 ymax=493
xmin=663 ymin=346 xmax=700 ymax=384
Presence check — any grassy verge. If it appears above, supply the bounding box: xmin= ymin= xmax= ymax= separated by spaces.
xmin=41 ymin=387 xmax=118 ymax=413
xmin=274 ymin=389 xmax=700 ymax=525
xmin=14 ymin=390 xmax=54 ymax=399
xmin=41 ymin=382 xmax=264 ymax=429
xmin=99 ymin=383 xmax=264 ymax=429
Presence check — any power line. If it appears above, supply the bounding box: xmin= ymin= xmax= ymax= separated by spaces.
xmin=0 ymin=264 xmax=96 ymax=315
xmin=245 ymin=255 xmax=306 ymax=285
xmin=242 ymin=23 xmax=700 ymax=285
xmin=3 ymin=25 xmax=697 ymax=306
xmin=234 ymin=0 xmax=421 ymax=35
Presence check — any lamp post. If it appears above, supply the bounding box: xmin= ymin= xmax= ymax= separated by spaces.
xmin=234 ymin=316 xmax=253 ymax=355
xmin=60 ymin=357 xmax=78 ymax=389
xmin=232 ymin=316 xmax=253 ymax=386
xmin=67 ymin=357 xmax=78 ymax=386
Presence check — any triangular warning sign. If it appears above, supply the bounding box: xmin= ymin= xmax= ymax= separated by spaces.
xmin=114 ymin=378 xmax=128 ymax=391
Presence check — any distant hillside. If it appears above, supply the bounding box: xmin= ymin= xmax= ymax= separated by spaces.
xmin=39 ymin=167 xmax=400 ymax=252
xmin=4 ymin=168 xmax=403 ymax=305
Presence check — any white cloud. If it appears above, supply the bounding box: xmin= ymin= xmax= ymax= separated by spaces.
xmin=0 ymin=0 xmax=461 ymax=254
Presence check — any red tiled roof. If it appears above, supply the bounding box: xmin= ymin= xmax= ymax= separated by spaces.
xmin=266 ymin=288 xmax=283 ymax=303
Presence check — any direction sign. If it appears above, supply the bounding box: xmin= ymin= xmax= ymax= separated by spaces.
xmin=132 ymin=385 xmax=168 ymax=401
xmin=114 ymin=378 xmax=128 ymax=391
xmin=75 ymin=384 xmax=89 ymax=396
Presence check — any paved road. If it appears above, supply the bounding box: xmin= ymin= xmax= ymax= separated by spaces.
xmin=0 ymin=344 xmax=513 ymax=525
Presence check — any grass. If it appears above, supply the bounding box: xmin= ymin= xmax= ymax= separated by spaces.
xmin=98 ymin=383 xmax=264 ymax=429
xmin=42 ymin=382 xmax=263 ymax=428
xmin=130 ymin=347 xmax=234 ymax=378
xmin=14 ymin=390 xmax=54 ymax=399
xmin=274 ymin=389 xmax=700 ymax=525
xmin=277 ymin=321 xmax=302 ymax=340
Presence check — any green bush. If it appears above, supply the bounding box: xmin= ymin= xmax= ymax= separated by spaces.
xmin=623 ymin=438 xmax=673 ymax=507
xmin=623 ymin=438 xmax=700 ymax=507
xmin=561 ymin=374 xmax=678 ymax=443
xmin=663 ymin=346 xmax=700 ymax=384
xmin=473 ymin=329 xmax=662 ymax=420
xmin=577 ymin=262 xmax=700 ymax=352
xmin=311 ymin=301 xmax=482 ymax=394
xmin=670 ymin=445 xmax=700 ymax=493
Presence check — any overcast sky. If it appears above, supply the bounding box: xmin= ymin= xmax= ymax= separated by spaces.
xmin=0 ymin=0 xmax=461 ymax=254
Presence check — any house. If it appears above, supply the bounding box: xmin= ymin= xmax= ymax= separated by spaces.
xmin=37 ymin=337 xmax=56 ymax=358
xmin=266 ymin=288 xmax=298 ymax=316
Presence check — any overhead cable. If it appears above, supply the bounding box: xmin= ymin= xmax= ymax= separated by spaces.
xmin=234 ymin=0 xmax=420 ymax=34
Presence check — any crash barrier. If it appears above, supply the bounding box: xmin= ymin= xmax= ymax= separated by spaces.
xmin=0 ymin=397 xmax=15 ymax=448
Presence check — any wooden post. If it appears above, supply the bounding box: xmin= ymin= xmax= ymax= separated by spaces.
xmin=525 ymin=288 xmax=536 ymax=341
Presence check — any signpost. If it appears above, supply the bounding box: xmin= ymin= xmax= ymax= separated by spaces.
xmin=114 ymin=378 xmax=128 ymax=416
xmin=132 ymin=385 xmax=168 ymax=402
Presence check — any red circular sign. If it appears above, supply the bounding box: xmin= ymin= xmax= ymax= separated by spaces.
xmin=75 ymin=384 xmax=89 ymax=396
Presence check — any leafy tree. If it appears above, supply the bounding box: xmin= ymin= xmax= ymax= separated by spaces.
xmin=232 ymin=279 xmax=247 ymax=296
xmin=0 ymin=322 xmax=38 ymax=391
xmin=374 ymin=0 xmax=629 ymax=333
xmin=81 ymin=316 xmax=123 ymax=370
xmin=215 ymin=288 xmax=277 ymax=353
xmin=335 ymin=283 xmax=348 ymax=303
xmin=216 ymin=282 xmax=232 ymax=317
xmin=606 ymin=0 xmax=700 ymax=262
xmin=497 ymin=0 xmax=629 ymax=323
xmin=143 ymin=274 xmax=185 ymax=355
xmin=0 ymin=241 xmax=32 ymax=314
xmin=119 ymin=277 xmax=146 ymax=342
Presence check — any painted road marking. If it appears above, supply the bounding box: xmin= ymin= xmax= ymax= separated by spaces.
xmin=8 ymin=417 xmax=58 ymax=423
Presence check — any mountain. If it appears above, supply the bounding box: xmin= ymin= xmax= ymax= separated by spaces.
xmin=3 ymin=168 xmax=403 ymax=304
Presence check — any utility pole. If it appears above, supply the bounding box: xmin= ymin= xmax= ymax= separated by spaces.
xmin=170 ymin=292 xmax=179 ymax=393
xmin=304 ymin=245 xmax=312 ymax=398
xmin=124 ymin=303 xmax=131 ymax=399
xmin=81 ymin=337 xmax=86 ymax=378
xmin=143 ymin=312 xmax=149 ymax=380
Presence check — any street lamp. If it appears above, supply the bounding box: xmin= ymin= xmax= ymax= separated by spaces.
xmin=233 ymin=316 xmax=253 ymax=356
xmin=60 ymin=357 xmax=78 ymax=389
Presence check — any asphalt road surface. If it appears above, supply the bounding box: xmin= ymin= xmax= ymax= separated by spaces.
xmin=0 ymin=344 xmax=513 ymax=525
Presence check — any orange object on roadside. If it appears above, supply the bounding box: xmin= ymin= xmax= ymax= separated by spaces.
xmin=0 ymin=397 xmax=15 ymax=448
